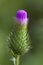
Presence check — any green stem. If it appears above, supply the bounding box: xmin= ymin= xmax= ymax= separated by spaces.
xmin=11 ymin=50 xmax=20 ymax=65
xmin=15 ymin=55 xmax=20 ymax=65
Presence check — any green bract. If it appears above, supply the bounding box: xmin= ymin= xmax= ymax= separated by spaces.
xmin=9 ymin=21 xmax=30 ymax=55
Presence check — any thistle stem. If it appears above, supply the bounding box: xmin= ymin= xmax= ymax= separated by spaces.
xmin=15 ymin=55 xmax=20 ymax=65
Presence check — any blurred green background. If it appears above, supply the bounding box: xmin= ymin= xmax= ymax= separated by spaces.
xmin=0 ymin=0 xmax=43 ymax=65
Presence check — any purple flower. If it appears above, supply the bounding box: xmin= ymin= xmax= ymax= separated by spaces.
xmin=15 ymin=10 xmax=28 ymax=24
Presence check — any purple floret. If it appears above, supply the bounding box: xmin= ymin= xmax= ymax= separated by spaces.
xmin=15 ymin=10 xmax=28 ymax=24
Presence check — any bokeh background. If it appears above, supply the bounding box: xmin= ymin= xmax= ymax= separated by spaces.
xmin=0 ymin=0 xmax=43 ymax=65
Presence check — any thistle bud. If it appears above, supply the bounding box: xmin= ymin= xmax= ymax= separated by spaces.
xmin=9 ymin=10 xmax=30 ymax=55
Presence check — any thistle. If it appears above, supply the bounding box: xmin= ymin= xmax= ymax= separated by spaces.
xmin=8 ymin=10 xmax=30 ymax=65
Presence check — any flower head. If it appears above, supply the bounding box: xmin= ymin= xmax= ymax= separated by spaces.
xmin=15 ymin=10 xmax=28 ymax=24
